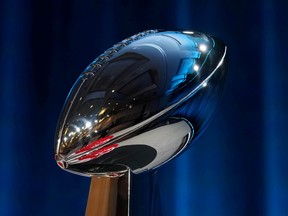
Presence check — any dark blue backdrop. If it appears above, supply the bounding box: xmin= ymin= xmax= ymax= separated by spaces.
xmin=1 ymin=0 xmax=288 ymax=215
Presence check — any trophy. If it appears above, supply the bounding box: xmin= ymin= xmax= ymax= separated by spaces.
xmin=54 ymin=30 xmax=227 ymax=215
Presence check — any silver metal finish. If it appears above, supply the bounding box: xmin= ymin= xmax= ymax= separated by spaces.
xmin=54 ymin=30 xmax=227 ymax=177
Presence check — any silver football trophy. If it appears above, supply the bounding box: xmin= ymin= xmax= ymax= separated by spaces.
xmin=54 ymin=30 xmax=227 ymax=215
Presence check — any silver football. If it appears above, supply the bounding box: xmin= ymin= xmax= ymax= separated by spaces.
xmin=54 ymin=30 xmax=227 ymax=177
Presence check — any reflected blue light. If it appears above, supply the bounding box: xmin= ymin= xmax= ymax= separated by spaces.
xmin=175 ymin=1 xmax=194 ymax=215
xmin=166 ymin=58 xmax=196 ymax=94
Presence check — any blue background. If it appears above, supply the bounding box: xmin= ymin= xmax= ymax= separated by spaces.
xmin=1 ymin=0 xmax=288 ymax=215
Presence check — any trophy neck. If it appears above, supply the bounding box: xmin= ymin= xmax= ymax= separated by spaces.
xmin=85 ymin=170 xmax=131 ymax=216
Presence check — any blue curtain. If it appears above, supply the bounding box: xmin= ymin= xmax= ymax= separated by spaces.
xmin=1 ymin=0 xmax=287 ymax=215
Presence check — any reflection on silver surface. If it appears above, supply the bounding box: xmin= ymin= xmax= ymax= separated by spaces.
xmin=54 ymin=30 xmax=227 ymax=177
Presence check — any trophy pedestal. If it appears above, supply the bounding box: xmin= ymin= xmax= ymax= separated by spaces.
xmin=85 ymin=170 xmax=130 ymax=216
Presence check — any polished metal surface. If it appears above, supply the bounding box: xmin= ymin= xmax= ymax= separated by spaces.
xmin=54 ymin=30 xmax=227 ymax=177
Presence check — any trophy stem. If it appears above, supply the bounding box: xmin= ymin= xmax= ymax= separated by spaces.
xmin=85 ymin=170 xmax=131 ymax=216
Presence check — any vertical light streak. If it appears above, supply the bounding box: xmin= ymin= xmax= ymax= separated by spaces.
xmin=0 ymin=0 xmax=31 ymax=215
xmin=262 ymin=0 xmax=288 ymax=215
